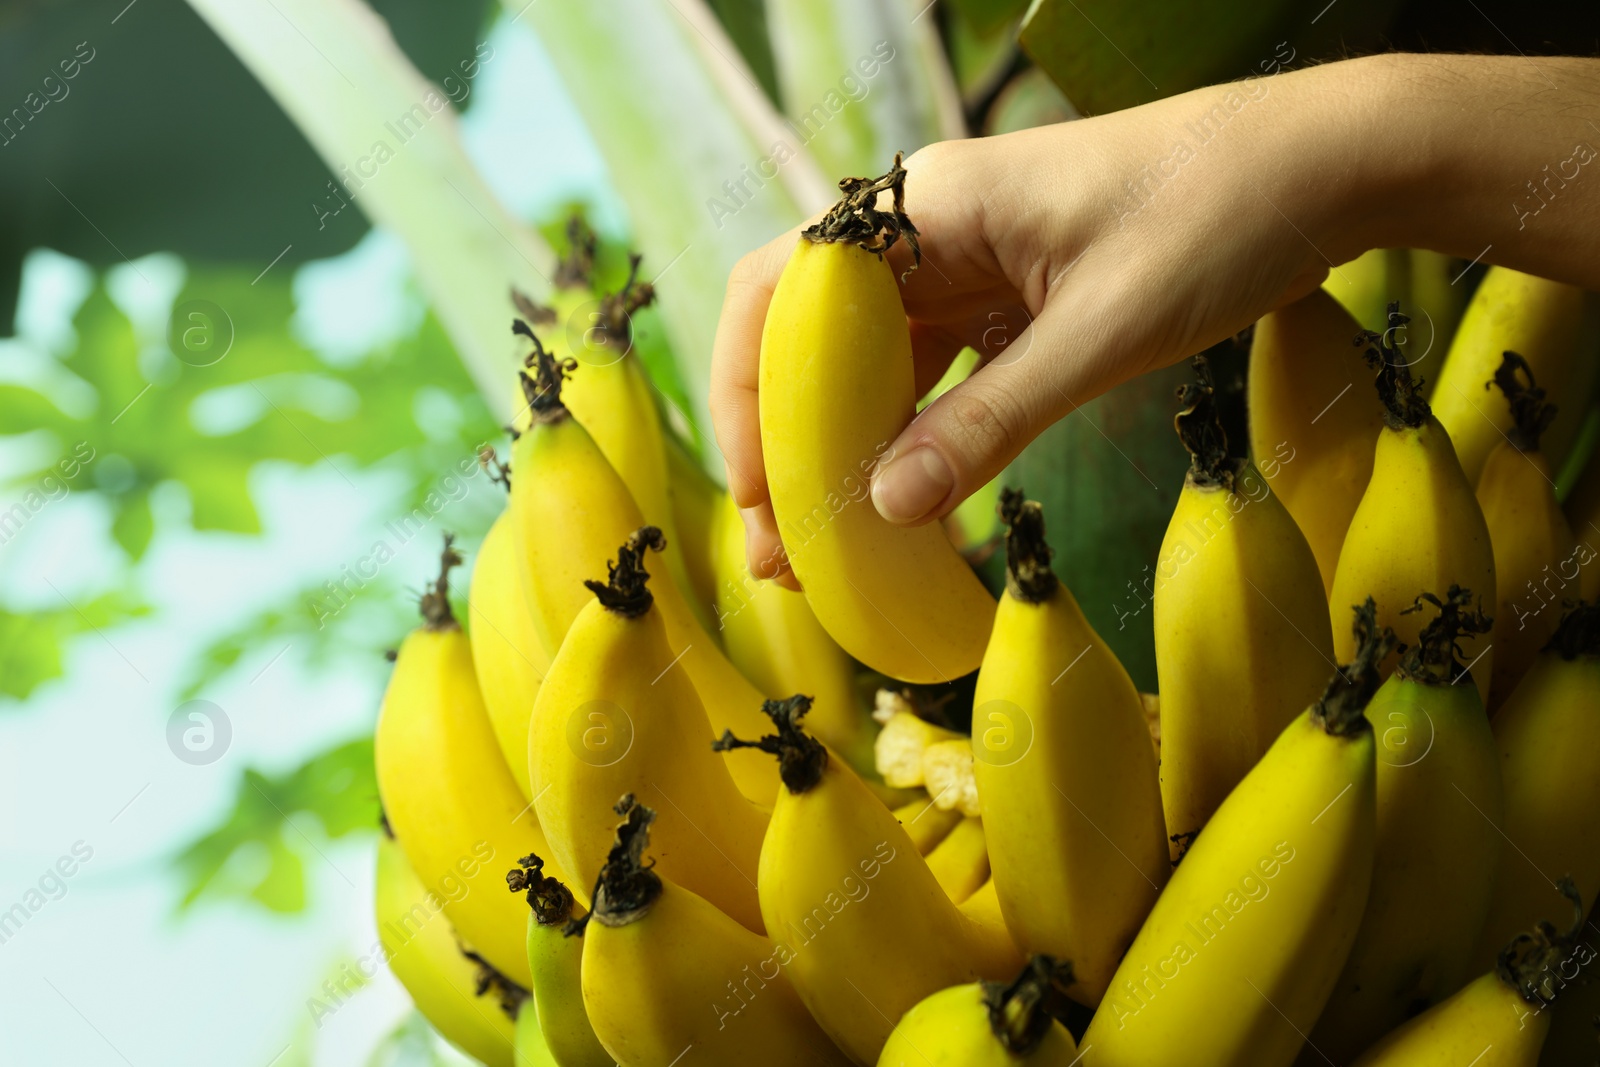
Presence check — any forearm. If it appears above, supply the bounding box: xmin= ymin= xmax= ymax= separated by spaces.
xmin=1321 ymin=53 xmax=1600 ymax=287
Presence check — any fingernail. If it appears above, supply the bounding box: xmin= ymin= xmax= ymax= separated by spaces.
xmin=872 ymin=447 xmax=953 ymax=525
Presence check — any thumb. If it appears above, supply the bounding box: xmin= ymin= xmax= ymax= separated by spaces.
xmin=870 ymin=313 xmax=1076 ymax=526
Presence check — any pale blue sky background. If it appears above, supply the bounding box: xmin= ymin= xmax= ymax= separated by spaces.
xmin=0 ymin=14 xmax=624 ymax=1065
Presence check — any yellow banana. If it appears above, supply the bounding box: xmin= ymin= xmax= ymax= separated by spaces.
xmin=712 ymin=488 xmax=876 ymax=771
xmin=877 ymin=957 xmax=1080 ymax=1066
xmin=1330 ymin=303 xmax=1497 ymax=706
xmin=1308 ymin=587 xmax=1504 ymax=1063
xmin=577 ymin=796 xmax=851 ymax=1066
xmin=1084 ymin=604 xmax=1392 ymax=1066
xmin=375 ymin=829 xmax=523 ymax=1067
xmin=924 ymin=818 xmax=989 ymax=905
xmin=1352 ymin=883 xmax=1588 ymax=1067
xmin=1430 ymin=267 xmax=1600 ymax=482
xmin=665 ymin=427 xmax=724 ymax=626
xmin=505 ymin=855 xmax=612 ymax=1067
xmin=758 ymin=156 xmax=996 ymax=683
xmin=716 ymin=696 xmax=1022 ymax=1065
xmin=1410 ymin=249 xmax=1469 ymax=367
xmin=891 ymin=792 xmax=964 ymax=855
xmin=512 ymin=229 xmax=713 ymax=636
xmin=1247 ymin=287 xmax=1386 ymax=592
xmin=1156 ymin=355 xmax=1335 ymax=861
xmin=1324 ymin=248 xmax=1411 ymax=334
xmin=1469 ymin=601 xmax=1600 ymax=975
xmin=1478 ymin=352 xmax=1580 ymax=710
xmin=973 ymin=489 xmax=1167 ymax=1005
xmin=508 ymin=328 xmax=778 ymax=803
xmin=528 ymin=527 xmax=768 ymax=933
xmin=374 ymin=538 xmax=567 ymax=986
xmin=471 ymin=507 xmax=551 ymax=802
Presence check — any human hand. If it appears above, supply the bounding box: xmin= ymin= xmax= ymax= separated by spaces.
xmin=709 ymin=52 xmax=1600 ymax=584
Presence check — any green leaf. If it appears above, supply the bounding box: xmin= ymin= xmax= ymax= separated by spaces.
xmin=0 ymin=592 xmax=149 ymax=703
xmin=765 ymin=0 xmax=964 ymax=179
xmin=110 ymin=490 xmax=155 ymax=559
xmin=705 ymin=0 xmax=782 ymax=105
xmin=1002 ymin=363 xmax=1196 ymax=691
xmin=1019 ymin=0 xmax=1295 ymax=116
xmin=173 ymin=738 xmax=378 ymax=913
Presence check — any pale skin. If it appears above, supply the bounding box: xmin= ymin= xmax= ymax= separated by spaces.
xmin=710 ymin=52 xmax=1600 ymax=586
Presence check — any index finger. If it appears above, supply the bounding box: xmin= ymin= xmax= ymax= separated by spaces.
xmin=709 ymin=227 xmax=801 ymax=509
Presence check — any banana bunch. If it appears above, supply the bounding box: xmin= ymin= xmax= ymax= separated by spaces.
xmin=368 ymin=170 xmax=1600 ymax=1066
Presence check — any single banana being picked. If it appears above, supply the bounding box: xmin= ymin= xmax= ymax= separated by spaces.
xmin=1430 ymin=266 xmax=1600 ymax=483
xmin=576 ymin=796 xmax=851 ymax=1067
xmin=471 ymin=503 xmax=551 ymax=802
xmin=715 ymin=696 xmax=1022 ymax=1065
xmin=1307 ymin=588 xmax=1503 ymax=1063
xmin=509 ymin=327 xmax=778 ymax=803
xmin=1156 ymin=355 xmax=1334 ymax=861
xmin=759 ymin=155 xmax=995 ymax=683
xmin=505 ymin=855 xmax=613 ymax=1067
xmin=375 ymin=537 xmax=568 ymax=986
xmin=1084 ymin=604 xmax=1394 ymax=1067
xmin=375 ymin=827 xmax=527 ymax=1067
xmin=1351 ymin=882 xmax=1588 ymax=1067
xmin=1248 ymin=287 xmax=1386 ymax=592
xmin=974 ymin=489 xmax=1167 ymax=1005
xmin=712 ymin=489 xmax=876 ymax=772
xmin=1477 ymin=352 xmax=1579 ymax=710
xmin=528 ymin=527 xmax=767 ymax=933
xmin=1330 ymin=303 xmax=1497 ymax=706
xmin=1469 ymin=601 xmax=1600 ymax=975
xmin=877 ymin=956 xmax=1080 ymax=1067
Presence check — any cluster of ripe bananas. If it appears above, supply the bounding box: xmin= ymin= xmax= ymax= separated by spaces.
xmin=369 ymin=164 xmax=1600 ymax=1066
